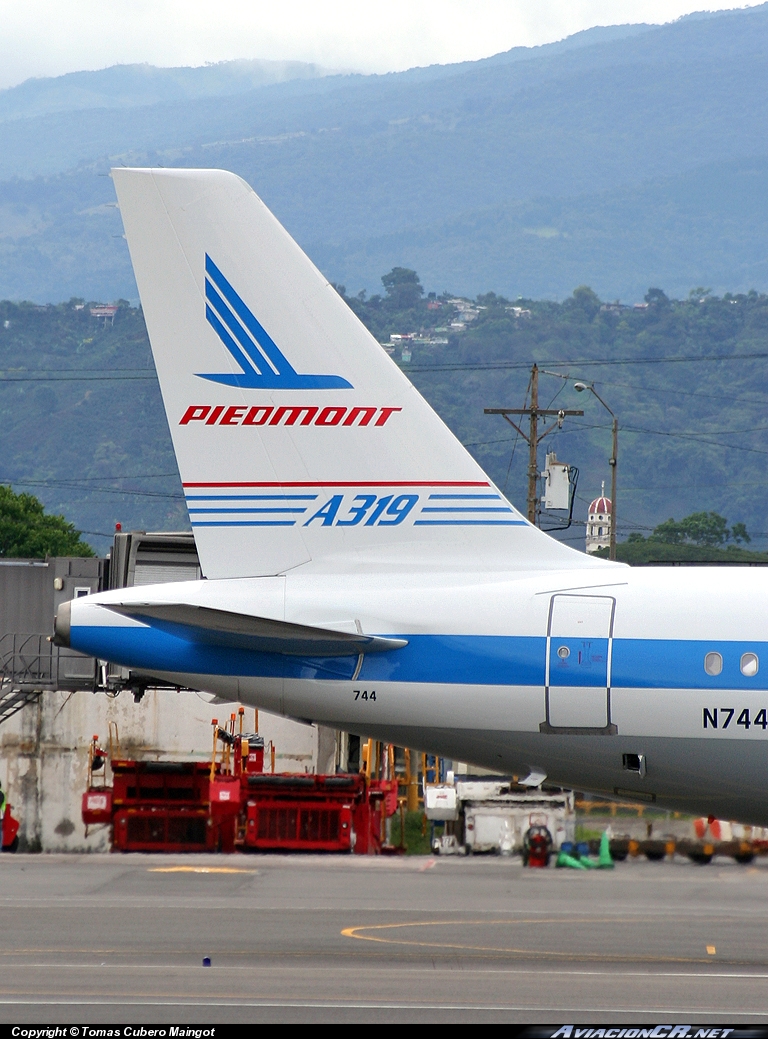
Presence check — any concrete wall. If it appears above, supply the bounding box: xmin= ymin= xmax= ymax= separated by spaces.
xmin=0 ymin=689 xmax=335 ymax=852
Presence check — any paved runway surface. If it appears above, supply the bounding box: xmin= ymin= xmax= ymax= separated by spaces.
xmin=1 ymin=852 xmax=768 ymax=1023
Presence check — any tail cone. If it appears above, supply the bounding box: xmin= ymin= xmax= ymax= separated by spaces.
xmin=52 ymin=600 xmax=71 ymax=647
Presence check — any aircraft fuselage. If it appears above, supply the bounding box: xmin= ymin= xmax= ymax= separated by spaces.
xmin=62 ymin=564 xmax=768 ymax=824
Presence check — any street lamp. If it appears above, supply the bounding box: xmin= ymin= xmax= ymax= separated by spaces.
xmin=574 ymin=382 xmax=618 ymax=562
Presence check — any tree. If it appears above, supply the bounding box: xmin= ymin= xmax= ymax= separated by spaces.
xmin=650 ymin=511 xmax=746 ymax=547
xmin=566 ymin=285 xmax=601 ymax=321
xmin=650 ymin=518 xmax=688 ymax=544
xmin=381 ymin=267 xmax=423 ymax=310
xmin=731 ymin=522 xmax=751 ymax=544
xmin=645 ymin=287 xmax=670 ymax=308
xmin=476 ymin=291 xmax=510 ymax=307
xmin=0 ymin=486 xmax=94 ymax=558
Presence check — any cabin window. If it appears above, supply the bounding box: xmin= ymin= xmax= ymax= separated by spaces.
xmin=741 ymin=652 xmax=759 ymax=677
xmin=557 ymin=645 xmax=570 ymax=659
xmin=704 ymin=652 xmax=723 ymax=676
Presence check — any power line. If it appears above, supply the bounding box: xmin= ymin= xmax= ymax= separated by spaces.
xmin=5 ymin=479 xmax=183 ymax=500
xmin=501 ymin=375 xmax=529 ymax=494
xmin=466 ymin=421 xmax=610 ymax=447
xmin=618 ymin=423 xmax=768 ymax=456
xmin=404 ymin=351 xmax=768 ymax=374
xmin=33 ymin=473 xmax=179 ymax=482
xmin=536 ymin=418 xmax=768 ymax=457
xmin=467 ymin=418 xmax=768 ymax=455
xmin=0 ymin=375 xmax=156 ymax=383
xmin=3 ymin=473 xmax=179 ymax=486
xmin=0 ymin=368 xmax=154 ymax=373
xmin=2 ymin=353 xmax=766 ymax=381
xmin=583 ymin=376 xmax=768 ymax=408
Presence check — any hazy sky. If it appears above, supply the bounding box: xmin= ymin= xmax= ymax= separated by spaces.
xmin=0 ymin=1 xmax=759 ymax=90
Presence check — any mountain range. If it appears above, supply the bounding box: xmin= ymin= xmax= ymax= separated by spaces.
xmin=3 ymin=9 xmax=768 ymax=302
xmin=4 ymin=10 xmax=768 ymax=549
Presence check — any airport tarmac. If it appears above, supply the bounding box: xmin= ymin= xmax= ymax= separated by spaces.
xmin=1 ymin=852 xmax=768 ymax=1024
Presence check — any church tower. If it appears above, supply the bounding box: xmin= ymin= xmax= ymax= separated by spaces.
xmin=586 ymin=481 xmax=612 ymax=554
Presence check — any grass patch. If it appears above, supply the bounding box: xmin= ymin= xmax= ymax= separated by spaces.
xmin=390 ymin=810 xmax=433 ymax=855
xmin=574 ymin=825 xmax=604 ymax=842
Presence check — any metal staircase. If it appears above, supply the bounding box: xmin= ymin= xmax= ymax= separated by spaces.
xmin=0 ymin=680 xmax=42 ymax=725
xmin=0 ymin=633 xmax=96 ymax=725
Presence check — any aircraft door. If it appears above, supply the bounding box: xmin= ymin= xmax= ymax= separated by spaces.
xmin=542 ymin=594 xmax=617 ymax=734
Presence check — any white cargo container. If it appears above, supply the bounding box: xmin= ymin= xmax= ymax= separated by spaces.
xmin=424 ymin=785 xmax=459 ymax=821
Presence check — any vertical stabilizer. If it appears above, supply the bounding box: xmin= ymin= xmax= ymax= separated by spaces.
xmin=112 ymin=168 xmax=596 ymax=579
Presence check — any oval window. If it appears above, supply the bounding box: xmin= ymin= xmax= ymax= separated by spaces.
xmin=557 ymin=645 xmax=570 ymax=659
xmin=704 ymin=652 xmax=723 ymax=676
xmin=741 ymin=652 xmax=759 ymax=677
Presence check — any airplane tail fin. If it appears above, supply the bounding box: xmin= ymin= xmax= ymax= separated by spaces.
xmin=112 ymin=168 xmax=593 ymax=579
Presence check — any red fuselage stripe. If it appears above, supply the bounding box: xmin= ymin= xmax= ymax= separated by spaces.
xmin=183 ymin=481 xmax=491 ymax=488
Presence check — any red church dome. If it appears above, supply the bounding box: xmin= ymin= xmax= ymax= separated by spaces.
xmin=589 ymin=496 xmax=612 ymax=516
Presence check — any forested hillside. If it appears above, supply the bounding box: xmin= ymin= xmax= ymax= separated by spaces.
xmin=0 ymin=300 xmax=184 ymax=551
xmin=3 ymin=275 xmax=768 ymax=557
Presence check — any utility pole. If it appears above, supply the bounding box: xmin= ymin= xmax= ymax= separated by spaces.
xmin=574 ymin=381 xmax=618 ymax=561
xmin=610 ymin=414 xmax=618 ymax=562
xmin=485 ymin=364 xmax=583 ymax=525
xmin=528 ymin=364 xmax=539 ymax=526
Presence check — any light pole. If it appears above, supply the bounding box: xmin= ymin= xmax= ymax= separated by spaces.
xmin=574 ymin=382 xmax=618 ymax=562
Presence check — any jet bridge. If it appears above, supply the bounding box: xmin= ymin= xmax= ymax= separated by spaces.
xmin=0 ymin=531 xmax=201 ymax=722
xmin=103 ymin=531 xmax=201 ymax=698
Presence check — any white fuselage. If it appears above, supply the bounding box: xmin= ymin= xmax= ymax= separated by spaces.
xmin=67 ymin=564 xmax=768 ymax=825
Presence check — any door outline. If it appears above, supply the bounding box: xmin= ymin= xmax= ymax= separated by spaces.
xmin=540 ymin=593 xmax=618 ymax=735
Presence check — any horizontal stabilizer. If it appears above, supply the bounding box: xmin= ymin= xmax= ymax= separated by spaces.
xmin=104 ymin=602 xmax=407 ymax=657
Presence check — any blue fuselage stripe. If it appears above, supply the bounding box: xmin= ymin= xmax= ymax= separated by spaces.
xmin=67 ymin=628 xmax=768 ymax=690
xmin=414 ymin=520 xmax=526 ymax=526
xmin=190 ymin=520 xmax=296 ymax=527
xmin=188 ymin=508 xmax=307 ymax=514
xmin=186 ymin=500 xmax=318 ymax=504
